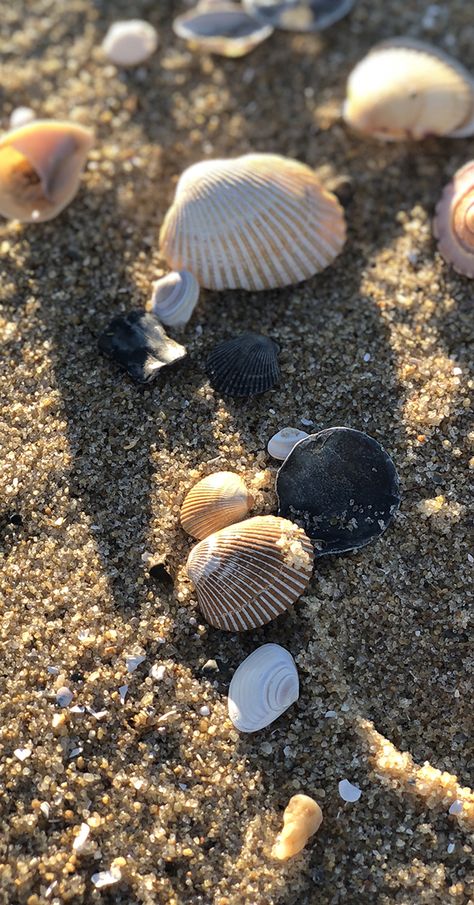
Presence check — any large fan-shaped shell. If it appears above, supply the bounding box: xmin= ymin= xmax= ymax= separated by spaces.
xmin=180 ymin=471 xmax=254 ymax=539
xmin=159 ymin=153 xmax=346 ymax=290
xmin=244 ymin=0 xmax=355 ymax=32
xmin=343 ymin=38 xmax=474 ymax=141
xmin=150 ymin=270 xmax=200 ymax=327
xmin=186 ymin=515 xmax=314 ymax=631
xmin=0 ymin=120 xmax=94 ymax=222
xmin=173 ymin=2 xmax=273 ymax=57
xmin=206 ymin=333 xmax=280 ymax=397
xmin=276 ymin=427 xmax=400 ymax=554
xmin=227 ymin=643 xmax=299 ymax=732
xmin=433 ymin=161 xmax=474 ymax=278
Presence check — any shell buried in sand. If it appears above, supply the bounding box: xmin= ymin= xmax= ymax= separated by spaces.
xmin=227 ymin=644 xmax=299 ymax=733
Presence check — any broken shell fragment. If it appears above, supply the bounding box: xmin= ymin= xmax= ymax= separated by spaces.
xmin=159 ymin=153 xmax=346 ymax=290
xmin=206 ymin=332 xmax=280 ymax=398
xmin=98 ymin=311 xmax=187 ymax=383
xmin=186 ymin=515 xmax=314 ymax=630
xmin=180 ymin=471 xmax=254 ymax=539
xmin=267 ymin=427 xmax=309 ymax=461
xmin=173 ymin=2 xmax=273 ymax=58
xmin=276 ymin=427 xmax=400 ymax=554
xmin=150 ymin=270 xmax=200 ymax=327
xmin=228 ymin=643 xmax=299 ymax=733
xmin=101 ymin=20 xmax=158 ymax=66
xmin=433 ymin=160 xmax=474 ymax=278
xmin=0 ymin=120 xmax=94 ymax=223
xmin=244 ymin=0 xmax=355 ymax=32
xmin=272 ymin=794 xmax=323 ymax=860
xmin=9 ymin=107 xmax=35 ymax=130
xmin=343 ymin=38 xmax=474 ymax=141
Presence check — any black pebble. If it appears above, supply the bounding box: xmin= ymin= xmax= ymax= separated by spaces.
xmin=98 ymin=310 xmax=187 ymax=384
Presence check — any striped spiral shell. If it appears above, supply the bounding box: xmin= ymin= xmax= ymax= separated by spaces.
xmin=433 ymin=160 xmax=474 ymax=278
xmin=186 ymin=515 xmax=314 ymax=631
xmin=180 ymin=471 xmax=254 ymax=539
xmin=159 ymin=153 xmax=346 ymax=290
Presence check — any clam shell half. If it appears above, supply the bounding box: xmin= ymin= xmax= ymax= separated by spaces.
xmin=180 ymin=471 xmax=254 ymax=539
xmin=159 ymin=153 xmax=346 ymax=290
xmin=433 ymin=160 xmax=474 ymax=278
xmin=173 ymin=2 xmax=273 ymax=57
xmin=186 ymin=515 xmax=314 ymax=630
xmin=206 ymin=332 xmax=280 ymax=397
xmin=228 ymin=643 xmax=299 ymax=732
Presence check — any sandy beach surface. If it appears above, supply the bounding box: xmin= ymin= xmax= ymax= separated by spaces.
xmin=0 ymin=1 xmax=473 ymax=903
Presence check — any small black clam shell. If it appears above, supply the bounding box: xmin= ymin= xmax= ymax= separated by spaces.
xmin=206 ymin=332 xmax=280 ymax=398
xmin=244 ymin=0 xmax=355 ymax=31
xmin=276 ymin=427 xmax=400 ymax=555
xmin=98 ymin=311 xmax=187 ymax=384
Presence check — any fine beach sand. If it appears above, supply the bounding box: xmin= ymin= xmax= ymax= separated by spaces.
xmin=0 ymin=1 xmax=473 ymax=903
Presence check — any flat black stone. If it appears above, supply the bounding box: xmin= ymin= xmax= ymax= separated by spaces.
xmin=276 ymin=427 xmax=400 ymax=555
xmin=98 ymin=310 xmax=187 ymax=384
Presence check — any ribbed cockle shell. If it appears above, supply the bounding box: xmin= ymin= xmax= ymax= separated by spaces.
xmin=228 ymin=643 xmax=299 ymax=733
xmin=150 ymin=270 xmax=200 ymax=327
xmin=0 ymin=120 xmax=94 ymax=222
xmin=433 ymin=160 xmax=474 ymax=278
xmin=344 ymin=38 xmax=474 ymax=141
xmin=186 ymin=515 xmax=314 ymax=630
xmin=159 ymin=153 xmax=346 ymax=290
xmin=173 ymin=2 xmax=273 ymax=58
xmin=180 ymin=471 xmax=254 ymax=539
xmin=272 ymin=794 xmax=323 ymax=860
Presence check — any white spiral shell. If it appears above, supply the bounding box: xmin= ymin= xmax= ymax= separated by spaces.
xmin=433 ymin=160 xmax=474 ymax=278
xmin=150 ymin=270 xmax=200 ymax=327
xmin=227 ymin=643 xmax=299 ymax=732
xmin=344 ymin=38 xmax=474 ymax=141
xmin=159 ymin=153 xmax=346 ymax=290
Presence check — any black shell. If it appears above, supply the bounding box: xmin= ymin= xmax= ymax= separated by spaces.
xmin=243 ymin=0 xmax=356 ymax=31
xmin=276 ymin=427 xmax=400 ymax=555
xmin=206 ymin=333 xmax=280 ymax=398
xmin=98 ymin=311 xmax=187 ymax=384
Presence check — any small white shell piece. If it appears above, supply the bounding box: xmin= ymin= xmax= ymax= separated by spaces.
xmin=228 ymin=643 xmax=299 ymax=732
xmin=267 ymin=427 xmax=309 ymax=460
xmin=101 ymin=20 xmax=158 ymax=66
xmin=9 ymin=107 xmax=35 ymax=130
xmin=150 ymin=271 xmax=200 ymax=327
xmin=173 ymin=2 xmax=273 ymax=58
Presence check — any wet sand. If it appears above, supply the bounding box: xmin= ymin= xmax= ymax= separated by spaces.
xmin=0 ymin=1 xmax=473 ymax=903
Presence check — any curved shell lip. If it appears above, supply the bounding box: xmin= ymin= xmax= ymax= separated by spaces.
xmin=275 ymin=426 xmax=401 ymax=556
xmin=173 ymin=3 xmax=273 ymax=57
xmin=243 ymin=0 xmax=356 ymax=32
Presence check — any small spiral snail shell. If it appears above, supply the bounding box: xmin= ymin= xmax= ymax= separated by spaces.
xmin=433 ymin=160 xmax=474 ymax=278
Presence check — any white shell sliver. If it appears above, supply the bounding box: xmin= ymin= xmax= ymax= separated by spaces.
xmin=102 ymin=20 xmax=158 ymax=66
xmin=159 ymin=153 xmax=346 ymax=290
xmin=150 ymin=271 xmax=200 ymax=326
xmin=267 ymin=427 xmax=309 ymax=460
xmin=228 ymin=643 xmax=299 ymax=732
xmin=9 ymin=107 xmax=35 ymax=130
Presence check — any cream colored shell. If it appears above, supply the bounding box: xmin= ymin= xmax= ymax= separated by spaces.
xmin=159 ymin=153 xmax=346 ymax=290
xmin=272 ymin=794 xmax=323 ymax=860
xmin=186 ymin=515 xmax=314 ymax=630
xmin=433 ymin=160 xmax=474 ymax=278
xmin=180 ymin=471 xmax=254 ymax=539
xmin=344 ymin=38 xmax=474 ymax=141
xmin=0 ymin=120 xmax=94 ymax=222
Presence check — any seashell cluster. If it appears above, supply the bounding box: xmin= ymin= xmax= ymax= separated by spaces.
xmin=433 ymin=160 xmax=474 ymax=278
xmin=228 ymin=643 xmax=299 ymax=732
xmin=272 ymin=794 xmax=323 ymax=860
xmin=180 ymin=471 xmax=254 ymax=539
xmin=344 ymin=38 xmax=474 ymax=141
xmin=244 ymin=0 xmax=355 ymax=32
xmin=173 ymin=2 xmax=273 ymax=58
xmin=159 ymin=153 xmax=346 ymax=290
xmin=267 ymin=427 xmax=309 ymax=461
xmin=150 ymin=271 xmax=200 ymax=327
xmin=98 ymin=311 xmax=187 ymax=383
xmin=206 ymin=333 xmax=281 ymax=397
xmin=101 ymin=20 xmax=158 ymax=66
xmin=276 ymin=427 xmax=400 ymax=554
xmin=186 ymin=515 xmax=314 ymax=631
xmin=0 ymin=120 xmax=94 ymax=223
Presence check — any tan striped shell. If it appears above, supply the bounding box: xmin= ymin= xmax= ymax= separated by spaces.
xmin=433 ymin=160 xmax=474 ymax=278
xmin=344 ymin=38 xmax=474 ymax=141
xmin=159 ymin=153 xmax=346 ymax=290
xmin=186 ymin=515 xmax=314 ymax=630
xmin=180 ymin=471 xmax=254 ymax=539
xmin=0 ymin=120 xmax=94 ymax=222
